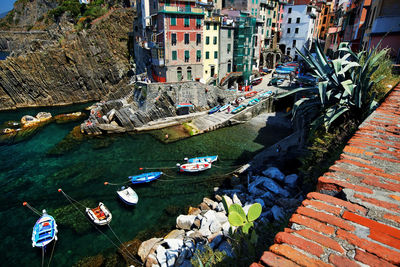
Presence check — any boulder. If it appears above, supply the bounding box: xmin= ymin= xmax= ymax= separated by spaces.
xmin=261 ymin=177 xmax=290 ymax=197
xmin=36 ymin=112 xmax=52 ymax=120
xmin=215 ymin=202 xmax=225 ymax=212
xmin=284 ymin=174 xmax=299 ymax=188
xmin=176 ymin=215 xmax=196 ymax=230
xmin=155 ymin=245 xmax=167 ymax=266
xmin=164 ymin=229 xmax=185 ymax=240
xmin=209 ymin=220 xmax=222 ymax=233
xmin=145 ymin=253 xmax=158 ymax=267
xmin=222 ymin=195 xmax=233 ymax=208
xmin=203 ymin=210 xmax=217 ymax=222
xmin=222 ymin=221 xmax=231 ymax=236
xmin=203 ymin=197 xmax=217 ymax=209
xmin=138 ymin=237 xmax=163 ymax=262
xmin=262 ymin=167 xmax=285 ymax=182
xmin=193 ymin=218 xmax=201 ymax=229
xmin=248 ymin=186 xmax=266 ymax=196
xmin=188 ymin=207 xmax=201 ymax=216
xmin=209 ymin=233 xmax=223 ymax=249
xmin=199 ymin=202 xmax=211 ymax=211
xmin=232 ymin=193 xmax=242 ymax=206
xmin=260 ymin=191 xmax=275 ymax=201
xmin=165 ymin=249 xmax=179 ymax=266
xmin=199 ymin=227 xmax=212 ymax=237
xmin=215 ymin=194 xmax=223 ymax=201
xmin=215 ymin=212 xmax=228 ymax=225
xmin=271 ymin=205 xmax=285 ymax=221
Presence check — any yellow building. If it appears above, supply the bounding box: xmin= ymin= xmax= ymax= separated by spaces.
xmin=203 ymin=13 xmax=220 ymax=84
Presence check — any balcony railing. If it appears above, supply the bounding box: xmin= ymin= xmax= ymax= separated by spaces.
xmin=204 ymin=16 xmax=220 ymax=22
xmin=158 ymin=5 xmax=204 ymax=15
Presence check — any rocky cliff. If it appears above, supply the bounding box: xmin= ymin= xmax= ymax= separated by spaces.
xmin=0 ymin=8 xmax=135 ymax=110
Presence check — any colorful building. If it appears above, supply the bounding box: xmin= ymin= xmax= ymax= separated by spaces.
xmin=203 ymin=11 xmax=220 ymax=83
xmin=218 ymin=17 xmax=235 ymax=86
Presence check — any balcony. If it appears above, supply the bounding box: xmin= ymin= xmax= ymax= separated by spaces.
xmin=204 ymin=16 xmax=220 ymax=22
xmin=158 ymin=5 xmax=204 ymax=15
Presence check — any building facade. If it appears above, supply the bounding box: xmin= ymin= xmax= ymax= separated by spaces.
xmin=203 ymin=11 xmax=220 ymax=83
xmin=218 ymin=20 xmax=235 ymax=85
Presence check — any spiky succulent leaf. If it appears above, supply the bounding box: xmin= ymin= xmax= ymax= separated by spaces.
xmin=318 ymin=81 xmax=328 ymax=106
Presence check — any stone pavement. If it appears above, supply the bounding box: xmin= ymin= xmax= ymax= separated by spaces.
xmin=251 ymin=84 xmax=400 ymax=266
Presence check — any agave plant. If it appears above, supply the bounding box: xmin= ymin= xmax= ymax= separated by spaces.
xmin=278 ymin=39 xmax=387 ymax=131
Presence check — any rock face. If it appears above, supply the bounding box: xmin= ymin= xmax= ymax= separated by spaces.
xmin=0 ymin=8 xmax=135 ymax=110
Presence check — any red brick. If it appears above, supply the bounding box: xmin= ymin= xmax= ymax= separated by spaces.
xmin=269 ymin=244 xmax=333 ymax=267
xmin=373 ymin=155 xmax=400 ymax=164
xmin=317 ymin=175 xmax=374 ymax=194
xmin=353 ymin=193 xmax=400 ymax=212
xmin=369 ymin=230 xmax=400 ymax=250
xmin=307 ymin=192 xmax=367 ymax=215
xmin=343 ymin=211 xmax=400 ymax=239
xmin=337 ymin=158 xmax=385 ymax=172
xmin=384 ymin=213 xmax=400 ymax=224
xmin=296 ymin=229 xmax=344 ymax=253
xmin=390 ymin=194 xmax=400 ymax=202
xmin=275 ymin=232 xmax=324 ymax=257
xmin=260 ymin=251 xmax=300 ymax=267
xmin=297 ymin=206 xmax=355 ymax=231
xmin=340 ymin=153 xmax=372 ymax=164
xmin=336 ymin=229 xmax=400 ymax=265
xmin=328 ymin=254 xmax=360 ymax=267
xmin=250 ymin=263 xmax=263 ymax=267
xmin=289 ymin=214 xmax=335 ymax=235
xmin=302 ymin=199 xmax=342 ymax=216
xmin=362 ymin=169 xmax=400 ymax=182
xmin=361 ymin=177 xmax=400 ymax=193
xmin=355 ymin=249 xmax=397 ymax=267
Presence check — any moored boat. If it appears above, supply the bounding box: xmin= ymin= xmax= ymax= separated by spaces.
xmin=176 ymin=103 xmax=194 ymax=108
xmin=179 ymin=162 xmax=212 ymax=172
xmin=208 ymin=105 xmax=221 ymax=114
xmin=219 ymin=103 xmax=231 ymax=112
xmin=231 ymin=104 xmax=246 ymax=114
xmin=129 ymin=172 xmax=163 ymax=184
xmin=117 ymin=186 xmax=138 ymax=205
xmin=259 ymin=90 xmax=273 ymax=99
xmin=245 ymin=91 xmax=258 ymax=98
xmin=247 ymin=98 xmax=260 ymax=106
xmin=86 ymin=202 xmax=112 ymax=226
xmin=31 ymin=210 xmax=58 ymax=248
xmin=186 ymin=155 xmax=218 ymax=163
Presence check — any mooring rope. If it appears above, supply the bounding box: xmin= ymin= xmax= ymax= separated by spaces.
xmin=57 ymin=189 xmax=142 ymax=266
xmin=47 ymin=239 xmax=57 ymax=267
xmin=41 ymin=247 xmax=45 ymax=267
xmin=22 ymin=202 xmax=42 ymax=216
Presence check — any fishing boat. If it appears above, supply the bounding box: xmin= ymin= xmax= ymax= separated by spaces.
xmin=86 ymin=202 xmax=112 ymax=226
xmin=117 ymin=186 xmax=138 ymax=205
xmin=129 ymin=172 xmax=163 ymax=184
xmin=178 ymin=162 xmax=212 ymax=172
xmin=219 ymin=103 xmax=231 ymax=112
xmin=186 ymin=155 xmax=218 ymax=163
xmin=31 ymin=210 xmax=58 ymax=248
xmin=245 ymin=91 xmax=258 ymax=98
xmin=259 ymin=90 xmax=273 ymax=99
xmin=247 ymin=98 xmax=260 ymax=106
xmin=176 ymin=103 xmax=194 ymax=108
xmin=208 ymin=105 xmax=221 ymax=114
xmin=231 ymin=104 xmax=246 ymax=114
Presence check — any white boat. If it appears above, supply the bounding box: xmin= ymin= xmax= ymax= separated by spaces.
xmin=117 ymin=186 xmax=138 ymax=205
xmin=219 ymin=103 xmax=231 ymax=112
xmin=86 ymin=202 xmax=112 ymax=226
xmin=178 ymin=162 xmax=212 ymax=172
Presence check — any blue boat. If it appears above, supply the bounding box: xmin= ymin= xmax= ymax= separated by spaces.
xmin=208 ymin=105 xmax=221 ymax=114
xmin=247 ymin=98 xmax=260 ymax=106
xmin=186 ymin=155 xmax=218 ymax=163
xmin=219 ymin=103 xmax=231 ymax=112
xmin=259 ymin=91 xmax=273 ymax=99
xmin=129 ymin=172 xmax=163 ymax=184
xmin=31 ymin=210 xmax=58 ymax=248
xmin=176 ymin=103 xmax=194 ymax=108
xmin=231 ymin=104 xmax=246 ymax=114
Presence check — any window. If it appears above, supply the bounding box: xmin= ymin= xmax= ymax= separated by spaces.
xmin=206 ymin=23 xmax=210 ymax=30
xmin=288 ymin=7 xmax=292 ymax=13
xmin=206 ymin=51 xmax=210 ymax=59
xmin=184 ymin=17 xmax=190 ymax=27
xmin=213 ymin=36 xmax=217 ymax=45
xmin=196 ymin=18 xmax=201 ymax=28
xmin=252 ymin=8 xmax=254 ymax=15
xmin=268 ymin=9 xmax=270 ymax=15
xmin=266 ymin=29 xmax=269 ymax=37
xmin=187 ymin=67 xmax=192 ymax=80
xmin=273 ymin=11 xmax=276 ymax=18
xmin=172 ymin=50 xmax=177 ymax=60
xmin=206 ymin=36 xmax=210 ymax=45
xmin=171 ymin=16 xmax=176 ymax=26
xmin=227 ymin=60 xmax=231 ymax=72
xmin=292 ymin=40 xmax=296 ymax=47
xmin=254 ymin=35 xmax=257 ymax=46
xmin=296 ymin=17 xmax=300 ymax=23
xmin=196 ymin=50 xmax=201 ymax=62
xmin=196 ymin=34 xmax=201 ymax=45
xmin=287 ymin=28 xmax=290 ymax=34
xmin=228 ymin=29 xmax=232 ymax=38
xmin=184 ymin=33 xmax=189 ymax=44
xmin=213 ymin=23 xmax=217 ymax=30
xmin=288 ymin=18 xmax=291 ymax=24
xmin=307 ymin=6 xmax=311 ymax=13
xmin=185 ymin=50 xmax=190 ymax=62
xmin=214 ymin=51 xmax=218 ymax=59
xmin=323 ymin=16 xmax=326 ymax=24
xmin=177 ymin=67 xmax=182 ymax=81
xmin=255 ymin=9 xmax=257 ymax=16
xmin=324 ymin=7 xmax=328 ymax=15
xmin=171 ymin=33 xmax=177 ymax=46
xmin=227 ymin=43 xmax=231 ymax=53
xmin=295 ymin=27 xmax=299 ymax=34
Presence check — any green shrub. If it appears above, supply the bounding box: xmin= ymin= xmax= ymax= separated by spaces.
xmin=191 ymin=244 xmax=226 ymax=267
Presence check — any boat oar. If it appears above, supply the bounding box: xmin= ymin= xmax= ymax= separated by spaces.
xmin=22 ymin=201 xmax=42 ymax=216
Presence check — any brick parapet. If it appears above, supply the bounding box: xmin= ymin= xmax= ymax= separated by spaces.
xmin=254 ymin=85 xmax=400 ymax=266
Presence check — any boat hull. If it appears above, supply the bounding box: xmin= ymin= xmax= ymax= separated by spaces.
xmin=129 ymin=172 xmax=163 ymax=184
xmin=32 ymin=212 xmax=58 ymax=248
xmin=86 ymin=202 xmax=112 ymax=226
xmin=179 ymin=162 xmax=211 ymax=172
xmin=231 ymin=105 xmax=246 ymax=114
xmin=187 ymin=155 xmax=218 ymax=163
xmin=208 ymin=105 xmax=221 ymax=114
xmin=117 ymin=187 xmax=138 ymax=205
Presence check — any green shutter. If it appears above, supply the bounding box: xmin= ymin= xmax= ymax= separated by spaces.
xmin=172 ymin=51 xmax=177 ymax=60
xmin=206 ymin=36 xmax=209 ymax=45
xmin=206 ymin=52 xmax=209 ymax=59
xmin=227 ymin=43 xmax=231 ymax=53
xmin=213 ymin=36 xmax=217 ymax=44
xmin=184 ymin=17 xmax=189 ymax=27
xmin=213 ymin=23 xmax=217 ymax=30
xmin=171 ymin=16 xmax=176 ymax=26
xmin=228 ymin=29 xmax=231 ymax=38
xmin=206 ymin=23 xmax=210 ymax=30
xmin=196 ymin=18 xmax=201 ymax=26
xmin=214 ymin=51 xmax=218 ymax=59
xmin=197 ymin=50 xmax=201 ymax=59
xmin=185 ymin=50 xmax=189 ymax=59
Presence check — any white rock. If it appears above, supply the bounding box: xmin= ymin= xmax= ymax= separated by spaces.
xmin=137 ymin=237 xmax=163 ymax=262
xmin=185 ymin=230 xmax=195 ymax=237
xmin=232 ymin=193 xmax=242 ymax=206
xmin=222 ymin=195 xmax=233 ymax=208
xmin=222 ymin=221 xmax=231 ymax=236
xmin=262 ymin=167 xmax=285 ymax=182
xmin=199 ymin=227 xmax=212 ymax=237
xmin=164 ymin=239 xmax=183 ymax=250
xmin=203 ymin=197 xmax=217 ymax=209
xmin=165 ymin=249 xmax=179 ymax=267
xmin=156 ymin=245 xmax=167 ymax=266
xmin=176 ymin=215 xmax=196 ymax=230
xmin=215 ymin=212 xmax=228 ymax=225
xmin=209 ymin=220 xmax=222 ymax=233
xmin=203 ymin=210 xmax=217 ymax=222
xmin=216 ymin=202 xmax=225 ymax=212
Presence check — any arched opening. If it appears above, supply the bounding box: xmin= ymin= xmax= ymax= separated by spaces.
xmin=227 ymin=60 xmax=232 ymax=73
xmin=259 ymin=53 xmax=264 ymax=68
xmin=266 ymin=53 xmax=274 ymax=69
xmin=177 ymin=67 xmax=182 ymax=81
xmin=187 ymin=66 xmax=192 ymax=80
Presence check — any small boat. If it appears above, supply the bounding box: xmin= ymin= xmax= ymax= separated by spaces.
xmin=176 ymin=103 xmax=194 ymax=108
xmin=32 ymin=210 xmax=58 ymax=248
xmin=208 ymin=105 xmax=221 ymax=114
xmin=247 ymin=98 xmax=260 ymax=106
xmin=219 ymin=103 xmax=231 ymax=112
xmin=129 ymin=172 xmax=163 ymax=184
xmin=179 ymin=162 xmax=212 ymax=172
xmin=259 ymin=90 xmax=273 ymax=99
xmin=186 ymin=155 xmax=218 ymax=163
xmin=245 ymin=91 xmax=258 ymax=98
xmin=117 ymin=186 xmax=138 ymax=205
xmin=251 ymin=77 xmax=262 ymax=86
xmin=231 ymin=104 xmax=246 ymax=114
xmin=86 ymin=202 xmax=112 ymax=226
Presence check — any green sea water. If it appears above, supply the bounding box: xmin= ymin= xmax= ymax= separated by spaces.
xmin=0 ymin=104 xmax=291 ymax=266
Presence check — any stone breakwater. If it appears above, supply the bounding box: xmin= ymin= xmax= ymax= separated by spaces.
xmin=81 ymin=82 xmax=237 ymax=135
xmin=137 ymin=166 xmax=302 ymax=266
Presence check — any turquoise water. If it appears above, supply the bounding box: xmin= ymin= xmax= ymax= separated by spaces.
xmin=0 ymin=105 xmax=291 ymax=266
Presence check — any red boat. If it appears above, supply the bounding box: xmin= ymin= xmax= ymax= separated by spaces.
xmin=179 ymin=162 xmax=212 ymax=172
xmin=245 ymin=91 xmax=258 ymax=98
xmin=251 ymin=77 xmax=262 ymax=86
